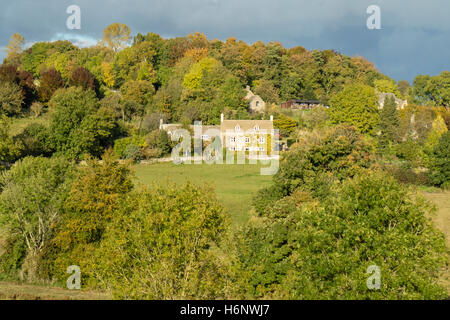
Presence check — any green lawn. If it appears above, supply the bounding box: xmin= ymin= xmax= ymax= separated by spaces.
xmin=9 ymin=115 xmax=49 ymax=136
xmin=134 ymin=162 xmax=273 ymax=226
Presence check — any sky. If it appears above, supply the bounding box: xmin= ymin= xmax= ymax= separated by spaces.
xmin=1 ymin=0 xmax=449 ymax=82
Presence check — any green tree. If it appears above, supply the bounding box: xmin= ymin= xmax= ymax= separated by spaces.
xmin=374 ymin=79 xmax=402 ymax=97
xmin=0 ymin=156 xmax=74 ymax=281
xmin=239 ymin=171 xmax=448 ymax=299
xmin=48 ymin=87 xmax=117 ymax=159
xmin=428 ymin=131 xmax=450 ymax=188
xmin=0 ymin=116 xmax=22 ymax=168
xmin=378 ymin=95 xmax=400 ymax=150
xmin=49 ymin=151 xmax=133 ymax=285
xmin=254 ymin=125 xmax=376 ymax=211
xmin=95 ymin=183 xmax=228 ymax=299
xmin=329 ymin=84 xmax=379 ymax=134
xmin=0 ymin=81 xmax=24 ymax=115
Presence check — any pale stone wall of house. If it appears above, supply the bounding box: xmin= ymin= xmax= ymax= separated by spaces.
xmin=245 ymin=86 xmax=266 ymax=113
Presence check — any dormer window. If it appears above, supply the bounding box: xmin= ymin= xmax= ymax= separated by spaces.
xmin=235 ymin=125 xmax=241 ymax=132
xmin=254 ymin=125 xmax=260 ymax=132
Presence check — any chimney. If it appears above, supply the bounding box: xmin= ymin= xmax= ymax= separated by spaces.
xmin=221 ymin=113 xmax=224 ymax=123
xmin=270 ymin=115 xmax=273 ymax=122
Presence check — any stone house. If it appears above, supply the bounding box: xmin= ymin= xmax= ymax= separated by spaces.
xmin=245 ymin=86 xmax=266 ymax=113
xmin=378 ymin=92 xmax=408 ymax=110
xmin=220 ymin=113 xmax=274 ymax=152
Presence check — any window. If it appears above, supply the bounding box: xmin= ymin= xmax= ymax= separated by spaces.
xmin=230 ymin=137 xmax=236 ymax=143
xmin=255 ymin=101 xmax=260 ymax=107
xmin=235 ymin=125 xmax=240 ymax=131
xmin=245 ymin=147 xmax=250 ymax=151
xmin=259 ymin=147 xmax=265 ymax=152
xmin=259 ymin=137 xmax=265 ymax=143
xmin=202 ymin=135 xmax=209 ymax=140
xmin=254 ymin=125 xmax=260 ymax=131
xmin=245 ymin=137 xmax=250 ymax=143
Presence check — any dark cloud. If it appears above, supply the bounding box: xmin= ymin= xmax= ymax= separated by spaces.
xmin=1 ymin=0 xmax=449 ymax=82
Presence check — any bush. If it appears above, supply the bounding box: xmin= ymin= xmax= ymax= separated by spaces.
xmin=123 ymin=144 xmax=142 ymax=161
xmin=113 ymin=136 xmax=146 ymax=159
xmin=15 ymin=123 xmax=53 ymax=157
xmin=395 ymin=139 xmax=426 ymax=168
xmin=145 ymin=129 xmax=171 ymax=156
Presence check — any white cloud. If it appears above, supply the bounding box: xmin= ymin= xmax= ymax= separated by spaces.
xmin=50 ymin=33 xmax=98 ymax=48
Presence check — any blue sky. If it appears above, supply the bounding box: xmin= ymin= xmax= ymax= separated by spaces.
xmin=1 ymin=0 xmax=449 ymax=82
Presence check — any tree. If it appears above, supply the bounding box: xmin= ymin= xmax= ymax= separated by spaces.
xmin=413 ymin=72 xmax=450 ymax=107
xmin=38 ymin=68 xmax=65 ymax=102
xmin=273 ymin=114 xmax=298 ymax=137
xmin=425 ymin=115 xmax=448 ymax=153
xmin=0 ymin=156 xmax=74 ymax=281
xmin=95 ymin=183 xmax=228 ymax=299
xmin=329 ymin=84 xmax=380 ymax=135
xmin=48 ymin=87 xmax=117 ymax=159
xmin=398 ymin=80 xmax=410 ymax=98
xmin=102 ymin=23 xmax=131 ymax=52
xmin=120 ymin=80 xmax=155 ymax=121
xmin=5 ymin=33 xmax=25 ymax=56
xmin=428 ymin=131 xmax=450 ymax=188
xmin=239 ymin=171 xmax=448 ymax=299
xmin=378 ymin=95 xmax=400 ymax=150
xmin=47 ymin=152 xmax=133 ymax=284
xmin=254 ymin=125 xmax=375 ymax=210
xmin=145 ymin=129 xmax=171 ymax=155
xmin=254 ymin=79 xmax=280 ymax=104
xmin=0 ymin=81 xmax=24 ymax=115
xmin=0 ymin=116 xmax=22 ymax=169
xmin=69 ymin=66 xmax=97 ymax=92
xmin=374 ymin=79 xmax=401 ymax=97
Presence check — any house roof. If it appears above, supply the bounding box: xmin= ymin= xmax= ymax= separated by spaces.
xmin=221 ymin=120 xmax=273 ymax=133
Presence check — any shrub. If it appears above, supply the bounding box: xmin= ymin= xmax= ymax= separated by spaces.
xmin=15 ymin=123 xmax=53 ymax=157
xmin=113 ymin=136 xmax=146 ymax=159
xmin=145 ymin=129 xmax=171 ymax=156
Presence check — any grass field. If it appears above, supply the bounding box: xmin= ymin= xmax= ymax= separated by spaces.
xmin=423 ymin=190 xmax=450 ymax=292
xmin=134 ymin=162 xmax=273 ymax=226
xmin=8 ymin=115 xmax=49 ymax=136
